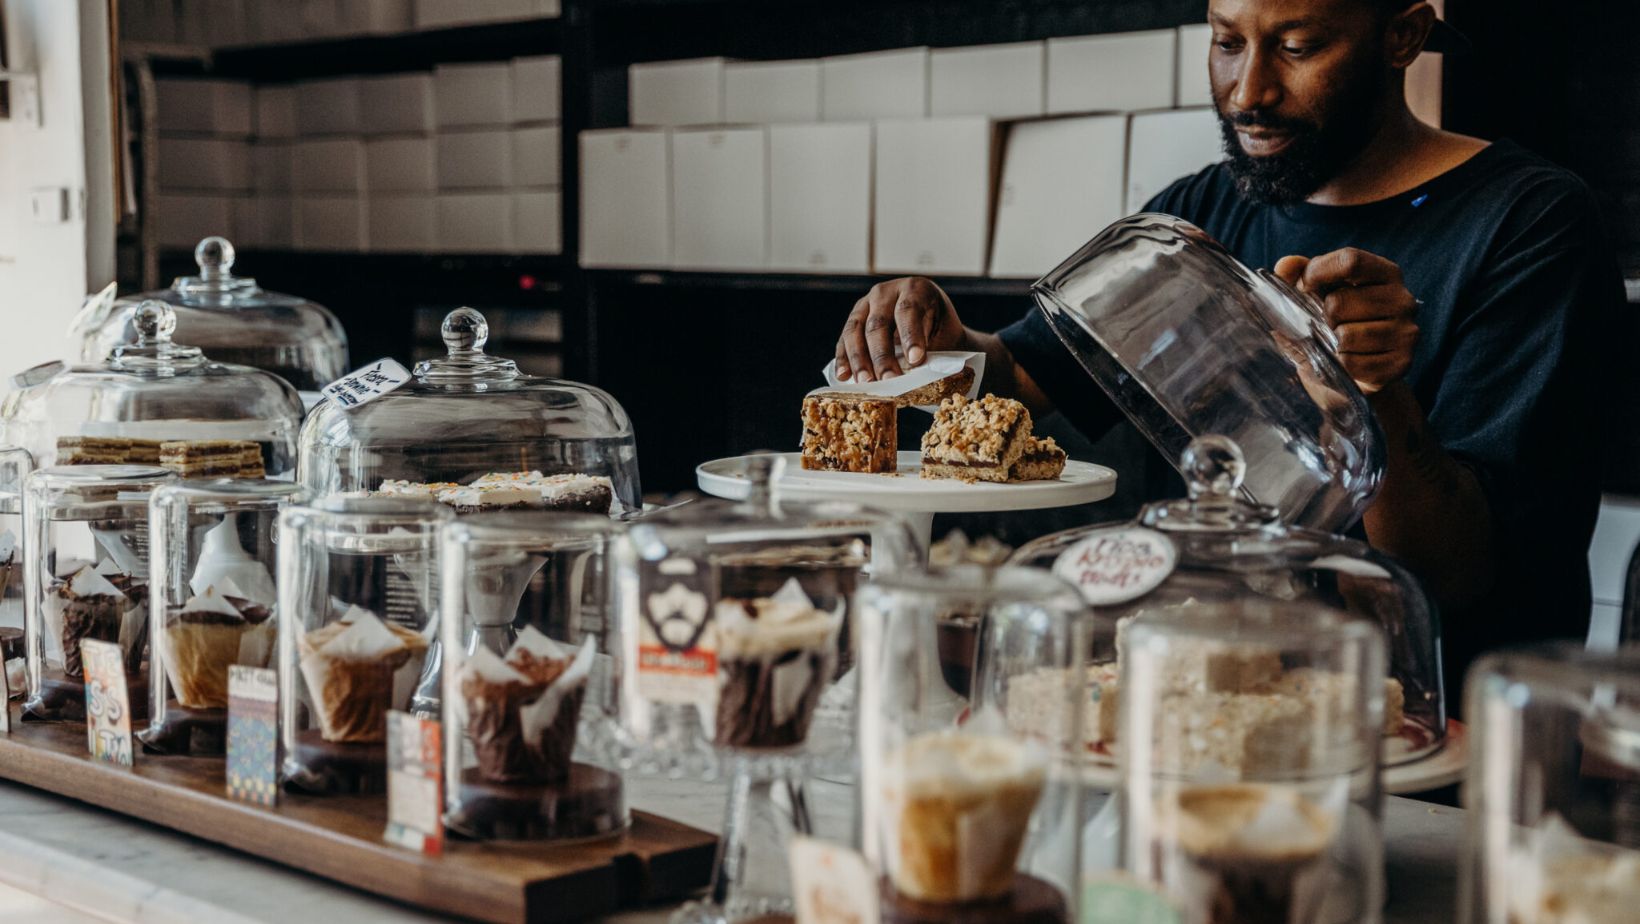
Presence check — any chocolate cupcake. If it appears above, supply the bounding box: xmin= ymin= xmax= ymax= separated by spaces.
xmin=712 ymin=578 xmax=841 ymax=750
xmin=47 ymin=564 xmax=128 ymax=679
xmin=460 ymin=628 xmax=597 ymax=783
xmin=298 ymin=607 xmax=428 ymax=743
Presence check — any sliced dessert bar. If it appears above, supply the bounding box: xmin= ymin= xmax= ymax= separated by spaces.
xmin=800 ymin=392 xmax=898 ymax=474
xmin=126 ymin=439 xmax=164 ymax=465
xmin=1010 ymin=436 xmax=1067 ymax=481
xmin=919 ymin=394 xmax=1032 ymax=483
xmin=159 ymin=440 xmax=260 ymax=478
xmin=57 ymin=436 xmax=131 ymax=465
xmin=892 ymin=366 xmax=975 ymax=408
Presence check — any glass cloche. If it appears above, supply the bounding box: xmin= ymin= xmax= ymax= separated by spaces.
xmin=298 ymin=307 xmax=640 ymax=513
xmin=0 ymin=301 xmax=305 ymax=477
xmin=72 ymin=237 xmax=348 ymax=392
xmin=1007 ymin=435 xmax=1445 ymax=770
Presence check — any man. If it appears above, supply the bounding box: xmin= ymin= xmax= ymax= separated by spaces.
xmin=833 ymin=0 xmax=1622 ymax=690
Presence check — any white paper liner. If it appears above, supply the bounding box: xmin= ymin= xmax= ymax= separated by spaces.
xmin=1507 ymin=813 xmax=1640 ymax=923
xmin=715 ymin=578 xmax=842 ymax=660
xmin=190 ymin=519 xmax=277 ymax=603
xmin=298 ymin=608 xmax=417 ymax=741
xmin=516 ymin=636 xmax=596 ymax=742
xmin=819 ymin=350 xmax=985 ymax=412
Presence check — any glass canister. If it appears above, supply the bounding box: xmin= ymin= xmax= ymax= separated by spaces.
xmin=857 ymin=565 xmax=1087 ymax=922
xmin=141 ymin=479 xmax=304 ymax=755
xmin=277 ymin=496 xmax=452 ymax=793
xmin=72 ymin=237 xmax=348 ymax=392
xmin=0 ymin=448 xmax=31 ymax=693
xmin=297 ymin=307 xmax=640 ymax=513
xmin=1 ymin=301 xmax=305 ymax=476
xmin=439 ymin=511 xmax=626 ymax=840
xmin=1032 ymin=213 xmax=1383 ymax=532
xmin=22 ymin=465 xmax=177 ymax=720
xmin=1461 ymin=644 xmax=1640 ymax=924
xmin=1009 ymin=435 xmax=1445 ymax=768
xmin=1119 ymin=601 xmax=1386 ymax=924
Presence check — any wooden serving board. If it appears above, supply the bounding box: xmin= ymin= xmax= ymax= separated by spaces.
xmin=0 ymin=712 xmax=715 ymax=924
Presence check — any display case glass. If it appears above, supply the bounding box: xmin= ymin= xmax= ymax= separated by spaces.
xmin=0 ymin=448 xmax=30 ymax=692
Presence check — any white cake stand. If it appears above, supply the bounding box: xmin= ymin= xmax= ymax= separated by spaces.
xmin=696 ymin=450 xmax=1119 ymax=557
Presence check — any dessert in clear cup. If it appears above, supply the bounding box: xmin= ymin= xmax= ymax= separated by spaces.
xmin=459 ymin=627 xmax=596 ymax=783
xmin=158 ymin=581 xmax=272 ymax=711
xmin=298 ymin=605 xmax=429 ymax=744
xmin=712 ymin=578 xmax=843 ymax=750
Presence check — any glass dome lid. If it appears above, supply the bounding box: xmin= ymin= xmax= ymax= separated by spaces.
xmin=1008 ymin=434 xmax=1445 ymax=766
xmin=298 ymin=307 xmax=641 ymax=512
xmin=71 ymin=237 xmax=348 ymax=391
xmin=1032 ymin=212 xmax=1384 ymax=533
xmin=0 ymin=301 xmax=305 ymax=476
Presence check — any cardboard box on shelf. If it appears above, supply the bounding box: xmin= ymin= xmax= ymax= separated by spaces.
xmin=156 ymin=80 xmax=253 ymax=137
xmin=254 ymin=85 xmax=298 ymax=139
xmin=725 ymin=60 xmax=822 ymax=124
xmin=365 ymin=136 xmax=437 ymax=192
xmin=512 ymin=126 xmax=561 ymax=188
xmin=416 ymin=0 xmax=537 ymax=28
xmin=512 ymin=56 xmax=561 ymax=123
xmin=338 ymin=0 xmax=415 ymax=35
xmin=437 ymin=192 xmax=514 ymax=253
xmin=989 ymin=114 xmax=1127 ymax=279
xmin=930 ymin=42 xmax=1046 ymax=120
xmin=296 ymin=197 xmax=368 ymax=251
xmin=1125 ymin=107 xmax=1223 ymax=213
xmin=436 ymin=129 xmax=513 ymax=189
xmin=768 ymin=122 xmax=871 ymax=274
xmin=235 ymin=197 xmax=295 ymax=250
xmin=513 ymin=190 xmax=563 ymax=254
xmin=158 ymin=138 xmax=253 ymax=192
xmin=434 ymin=62 xmax=513 ymax=128
xmin=252 ymin=142 xmax=294 ymax=193
xmin=873 ymin=117 xmax=997 ymax=277
xmin=821 ymin=48 xmax=928 ymax=121
xmin=295 ymin=78 xmax=363 ymax=136
xmin=629 ymin=58 xmax=727 ymax=127
xmin=1046 ymin=29 xmax=1178 ymax=115
xmin=358 ymin=74 xmax=436 ymax=135
xmin=155 ymin=194 xmax=236 ymax=250
xmin=670 ymin=127 xmax=768 ymax=271
xmin=368 ymin=195 xmax=437 ymax=252
xmin=578 ymin=129 xmax=670 ymax=269
xmin=293 ymin=138 xmax=367 ymax=193
xmin=1176 ymin=24 xmax=1213 ymax=108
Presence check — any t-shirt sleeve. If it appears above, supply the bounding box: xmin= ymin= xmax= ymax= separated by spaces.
xmin=1422 ymin=174 xmax=1620 ymax=558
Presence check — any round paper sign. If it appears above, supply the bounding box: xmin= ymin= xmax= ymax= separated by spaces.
xmin=1051 ymin=527 xmax=1177 ymax=606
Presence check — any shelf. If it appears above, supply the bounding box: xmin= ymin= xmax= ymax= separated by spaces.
xmin=586 ymin=268 xmax=1033 ymax=298
xmin=148 ymin=18 xmax=562 ymax=81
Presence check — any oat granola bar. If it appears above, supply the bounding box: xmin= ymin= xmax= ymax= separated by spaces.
xmin=919 ymin=394 xmax=1032 ymax=483
xmin=1010 ymin=435 xmax=1067 ymax=481
xmin=892 ymin=366 xmax=975 ymax=408
xmin=800 ymin=393 xmax=898 ymax=474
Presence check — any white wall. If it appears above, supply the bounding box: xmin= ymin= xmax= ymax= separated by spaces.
xmin=0 ymin=0 xmax=115 ymax=378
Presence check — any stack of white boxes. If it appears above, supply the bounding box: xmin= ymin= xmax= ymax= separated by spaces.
xmin=153 ymin=79 xmax=255 ymax=249
xmin=121 ymin=0 xmax=560 ymax=46
xmin=580 ymin=24 xmax=1228 ymax=279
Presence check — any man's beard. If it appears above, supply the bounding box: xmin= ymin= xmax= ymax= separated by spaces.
xmin=1217 ymin=60 xmax=1385 ymax=205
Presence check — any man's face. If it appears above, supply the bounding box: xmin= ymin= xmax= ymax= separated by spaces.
xmin=1209 ymin=0 xmax=1395 ymax=203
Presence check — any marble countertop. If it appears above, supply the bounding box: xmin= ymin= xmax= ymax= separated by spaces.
xmin=0 ymin=771 xmax=1463 ymax=924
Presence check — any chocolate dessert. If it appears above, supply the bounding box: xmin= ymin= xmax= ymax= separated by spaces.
xmin=460 ymin=629 xmax=596 ymax=783
xmin=298 ymin=607 xmax=428 ymax=743
xmin=159 ymin=440 xmax=265 ymax=478
xmin=49 ymin=564 xmax=127 ymax=679
xmin=712 ymin=579 xmax=841 ymax=749
xmin=1165 ymin=784 xmax=1337 ymax=924
xmin=1010 ymin=436 xmax=1067 ymax=482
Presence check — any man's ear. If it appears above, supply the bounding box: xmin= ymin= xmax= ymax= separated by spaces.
xmin=1387 ymin=1 xmax=1436 ymax=69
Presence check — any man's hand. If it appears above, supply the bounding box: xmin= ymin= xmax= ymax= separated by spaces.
xmin=1274 ymin=248 xmax=1420 ymax=395
xmin=835 ymin=277 xmax=967 ymax=382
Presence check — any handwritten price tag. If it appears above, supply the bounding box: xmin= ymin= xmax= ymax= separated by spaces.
xmin=321 ymin=359 xmax=411 ymax=410
xmin=791 ymin=836 xmax=881 ymax=924
xmin=1052 ymin=527 xmax=1177 ymax=607
xmin=82 ymin=639 xmax=133 ymax=767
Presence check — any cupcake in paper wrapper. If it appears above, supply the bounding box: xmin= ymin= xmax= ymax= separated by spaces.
xmin=45 ymin=563 xmax=129 ymax=680
xmin=160 ymin=578 xmax=275 ymax=709
xmin=299 ymin=606 xmax=428 ymax=743
xmin=459 ymin=627 xmax=596 ymax=783
xmin=713 ymin=577 xmax=842 ymax=749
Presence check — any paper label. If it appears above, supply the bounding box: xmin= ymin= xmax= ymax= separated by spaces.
xmin=1081 ymin=874 xmax=1182 ymax=924
xmin=321 ymin=359 xmax=412 ymax=410
xmin=1052 ymin=527 xmax=1177 ymax=606
xmin=384 ymin=710 xmax=444 ymax=856
xmin=790 ymin=836 xmax=881 ymax=924
xmin=634 ymin=556 xmax=719 ymax=707
xmin=82 ymin=639 xmax=133 ymax=766
xmin=820 ymin=350 xmax=985 ymax=412
xmin=226 ymin=666 xmax=279 ymax=807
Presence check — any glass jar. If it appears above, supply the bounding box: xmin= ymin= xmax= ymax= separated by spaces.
xmin=0 ymin=448 xmax=30 ymax=692
xmin=141 ymin=479 xmax=305 ymax=755
xmin=72 ymin=237 xmax=348 ymax=392
xmin=1033 ymin=213 xmax=1383 ymax=532
xmin=276 ymin=496 xmax=452 ymax=793
xmin=1119 ymin=600 xmax=1386 ymax=924
xmin=858 ymin=565 xmax=1087 ymax=922
xmin=1009 ymin=435 xmax=1444 ymax=768
xmin=1461 ymin=644 xmax=1640 ymax=924
xmin=297 ymin=307 xmax=640 ymax=513
xmin=0 ymin=301 xmax=305 ymax=477
xmin=22 ymin=465 xmax=177 ymax=720
xmin=439 ymin=511 xmax=627 ymax=841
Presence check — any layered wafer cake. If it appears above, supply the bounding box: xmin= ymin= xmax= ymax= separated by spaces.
xmin=56 ymin=436 xmax=132 ymax=465
xmin=159 ymin=440 xmax=263 ymax=478
xmin=920 ymin=394 xmax=1032 ymax=483
xmin=800 ymin=392 xmax=898 ymax=473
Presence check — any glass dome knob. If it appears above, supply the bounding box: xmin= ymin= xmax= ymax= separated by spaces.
xmin=133 ymin=300 xmax=178 ymax=344
xmin=442 ymin=307 xmax=489 ymax=354
xmin=1181 ymin=435 xmax=1246 ymax=501
xmin=194 ymin=236 xmax=235 ymax=281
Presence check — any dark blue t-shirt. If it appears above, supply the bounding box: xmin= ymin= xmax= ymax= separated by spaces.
xmin=999 ymin=140 xmax=1623 ymax=685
